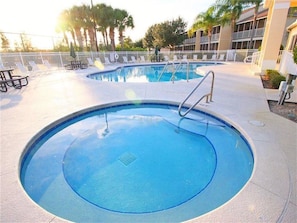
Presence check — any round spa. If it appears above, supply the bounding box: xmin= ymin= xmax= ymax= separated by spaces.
xmin=20 ymin=101 xmax=254 ymax=222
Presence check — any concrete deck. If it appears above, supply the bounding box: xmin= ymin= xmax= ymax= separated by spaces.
xmin=1 ymin=62 xmax=296 ymax=222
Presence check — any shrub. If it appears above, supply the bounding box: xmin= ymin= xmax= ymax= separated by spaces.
xmin=271 ymin=74 xmax=286 ymax=89
xmin=266 ymin=69 xmax=280 ymax=80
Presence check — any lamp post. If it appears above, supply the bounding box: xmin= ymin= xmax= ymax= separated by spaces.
xmin=91 ymin=0 xmax=99 ymax=52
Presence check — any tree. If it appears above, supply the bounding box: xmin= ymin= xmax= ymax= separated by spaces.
xmin=69 ymin=6 xmax=85 ymax=50
xmin=216 ymin=0 xmax=244 ymax=48
xmin=0 ymin=32 xmax=10 ymax=52
xmin=116 ymin=9 xmax=134 ymax=49
xmin=19 ymin=33 xmax=34 ymax=52
xmin=189 ymin=5 xmax=220 ymax=51
xmin=55 ymin=9 xmax=72 ymax=46
xmin=143 ymin=25 xmax=156 ymax=49
xmin=143 ymin=17 xmax=187 ymax=50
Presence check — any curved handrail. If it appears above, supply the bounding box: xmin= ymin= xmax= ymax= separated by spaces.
xmin=178 ymin=70 xmax=215 ymax=117
xmin=158 ymin=60 xmax=190 ymax=83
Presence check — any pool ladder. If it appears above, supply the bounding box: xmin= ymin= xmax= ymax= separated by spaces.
xmin=158 ymin=61 xmax=190 ymax=83
xmin=178 ymin=70 xmax=215 ymax=117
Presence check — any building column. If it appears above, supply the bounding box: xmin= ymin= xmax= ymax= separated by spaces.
xmin=259 ymin=0 xmax=290 ymax=72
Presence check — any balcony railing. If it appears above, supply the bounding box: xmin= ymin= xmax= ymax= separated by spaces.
xmin=232 ymin=28 xmax=265 ymax=40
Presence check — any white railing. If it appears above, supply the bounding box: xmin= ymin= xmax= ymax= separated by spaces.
xmin=0 ymin=49 xmax=255 ymax=70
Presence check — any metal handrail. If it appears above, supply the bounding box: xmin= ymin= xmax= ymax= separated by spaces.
xmin=171 ymin=60 xmax=190 ymax=83
xmin=178 ymin=70 xmax=215 ymax=117
xmin=157 ymin=61 xmax=170 ymax=82
xmin=158 ymin=60 xmax=190 ymax=83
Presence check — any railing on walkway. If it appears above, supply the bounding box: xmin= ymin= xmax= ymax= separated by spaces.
xmin=178 ymin=70 xmax=215 ymax=117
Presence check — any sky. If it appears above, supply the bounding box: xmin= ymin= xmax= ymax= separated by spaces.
xmin=0 ymin=0 xmax=216 ymax=48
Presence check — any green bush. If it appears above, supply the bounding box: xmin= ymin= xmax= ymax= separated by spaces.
xmin=266 ymin=69 xmax=280 ymax=80
xmin=271 ymin=74 xmax=286 ymax=89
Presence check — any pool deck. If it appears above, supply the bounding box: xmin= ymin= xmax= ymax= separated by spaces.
xmin=1 ymin=62 xmax=296 ymax=222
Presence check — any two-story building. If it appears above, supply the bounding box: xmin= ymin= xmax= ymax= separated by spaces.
xmin=179 ymin=4 xmax=297 ymax=51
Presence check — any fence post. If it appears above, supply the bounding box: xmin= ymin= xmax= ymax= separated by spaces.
xmin=59 ymin=52 xmax=63 ymax=67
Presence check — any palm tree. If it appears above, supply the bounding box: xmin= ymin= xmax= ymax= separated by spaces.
xmin=190 ymin=5 xmax=220 ymax=51
xmin=216 ymin=0 xmax=244 ymax=48
xmin=55 ymin=9 xmax=72 ymax=46
xmin=94 ymin=3 xmax=112 ymax=48
xmin=246 ymin=0 xmax=263 ymax=49
xmin=69 ymin=6 xmax=85 ymax=50
xmin=116 ymin=9 xmax=134 ymax=49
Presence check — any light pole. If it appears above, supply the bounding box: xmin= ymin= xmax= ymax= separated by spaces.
xmin=91 ymin=0 xmax=99 ymax=52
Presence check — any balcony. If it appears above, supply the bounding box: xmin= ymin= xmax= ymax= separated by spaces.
xmin=232 ymin=28 xmax=265 ymax=40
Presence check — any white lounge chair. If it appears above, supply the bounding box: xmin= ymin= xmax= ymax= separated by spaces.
xmin=218 ymin=54 xmax=225 ymax=61
xmin=202 ymin=55 xmax=208 ymax=61
xmin=211 ymin=54 xmax=217 ymax=61
xmin=28 ymin=61 xmax=41 ymax=72
xmin=104 ymin=57 xmax=111 ymax=65
xmin=140 ymin=56 xmax=146 ymax=63
xmin=15 ymin=62 xmax=29 ymax=74
xmin=182 ymin=55 xmax=188 ymax=62
xmin=122 ymin=56 xmax=129 ymax=63
xmin=87 ymin=58 xmax=94 ymax=66
xmin=164 ymin=55 xmax=169 ymax=62
xmin=131 ymin=56 xmax=137 ymax=63
xmin=193 ymin=55 xmax=198 ymax=60
xmin=173 ymin=55 xmax=178 ymax=61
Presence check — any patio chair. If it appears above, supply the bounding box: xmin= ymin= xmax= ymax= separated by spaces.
xmin=87 ymin=58 xmax=94 ymax=66
xmin=15 ymin=62 xmax=30 ymax=75
xmin=140 ymin=56 xmax=146 ymax=63
xmin=202 ymin=55 xmax=208 ymax=61
xmin=211 ymin=54 xmax=217 ymax=61
xmin=122 ymin=56 xmax=129 ymax=63
xmin=173 ymin=55 xmax=178 ymax=61
xmin=104 ymin=57 xmax=112 ymax=65
xmin=29 ymin=61 xmax=49 ymax=74
xmin=218 ymin=54 xmax=225 ymax=61
xmin=182 ymin=55 xmax=188 ymax=62
xmin=193 ymin=54 xmax=198 ymax=60
xmin=164 ymin=55 xmax=169 ymax=62
xmin=131 ymin=56 xmax=137 ymax=63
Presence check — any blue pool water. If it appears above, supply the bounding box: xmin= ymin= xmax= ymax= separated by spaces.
xmin=87 ymin=63 xmax=218 ymax=82
xmin=20 ymin=102 xmax=253 ymax=222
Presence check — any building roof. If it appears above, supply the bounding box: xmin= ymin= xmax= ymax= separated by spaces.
xmin=236 ymin=4 xmax=268 ymax=24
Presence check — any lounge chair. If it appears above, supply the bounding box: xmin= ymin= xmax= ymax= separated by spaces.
xmin=122 ymin=56 xmax=129 ymax=63
xmin=211 ymin=54 xmax=217 ymax=61
xmin=164 ymin=55 xmax=169 ymax=62
xmin=131 ymin=56 xmax=137 ymax=63
xmin=193 ymin=54 xmax=198 ymax=60
xmin=173 ymin=55 xmax=178 ymax=61
xmin=28 ymin=61 xmax=41 ymax=72
xmin=29 ymin=61 xmax=49 ymax=74
xmin=182 ymin=55 xmax=188 ymax=62
xmin=202 ymin=55 xmax=208 ymax=61
xmin=140 ymin=56 xmax=146 ymax=63
xmin=104 ymin=57 xmax=111 ymax=65
xmin=218 ymin=54 xmax=225 ymax=61
xmin=87 ymin=58 xmax=94 ymax=66
xmin=15 ymin=62 xmax=28 ymax=74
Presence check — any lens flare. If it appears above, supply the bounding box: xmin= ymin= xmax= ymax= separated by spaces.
xmin=94 ymin=60 xmax=104 ymax=70
xmin=125 ymin=89 xmax=141 ymax=104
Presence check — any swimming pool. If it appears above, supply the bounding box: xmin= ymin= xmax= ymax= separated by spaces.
xmin=20 ymin=101 xmax=253 ymax=222
xmin=87 ymin=62 xmax=219 ymax=82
